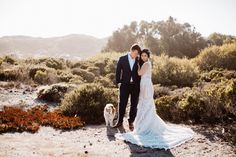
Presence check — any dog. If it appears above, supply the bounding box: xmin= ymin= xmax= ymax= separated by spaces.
xmin=104 ymin=103 xmax=116 ymax=127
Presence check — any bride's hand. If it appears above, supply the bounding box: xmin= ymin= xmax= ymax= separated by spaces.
xmin=138 ymin=63 xmax=141 ymax=70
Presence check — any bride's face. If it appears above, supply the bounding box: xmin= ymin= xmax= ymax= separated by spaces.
xmin=141 ymin=53 xmax=149 ymax=62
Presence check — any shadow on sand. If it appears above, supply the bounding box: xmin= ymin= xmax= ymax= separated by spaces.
xmin=106 ymin=126 xmax=175 ymax=157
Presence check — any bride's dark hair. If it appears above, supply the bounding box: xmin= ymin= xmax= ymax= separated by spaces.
xmin=139 ymin=49 xmax=151 ymax=67
xmin=141 ymin=49 xmax=151 ymax=58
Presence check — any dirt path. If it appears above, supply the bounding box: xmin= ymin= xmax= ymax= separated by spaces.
xmin=0 ymin=119 xmax=235 ymax=157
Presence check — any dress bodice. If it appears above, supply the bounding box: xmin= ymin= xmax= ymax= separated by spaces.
xmin=141 ymin=61 xmax=152 ymax=80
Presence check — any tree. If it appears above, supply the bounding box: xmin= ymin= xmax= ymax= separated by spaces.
xmin=102 ymin=22 xmax=138 ymax=52
xmin=157 ymin=17 xmax=207 ymax=58
xmin=208 ymin=33 xmax=236 ymax=46
xmin=103 ymin=17 xmax=208 ymax=58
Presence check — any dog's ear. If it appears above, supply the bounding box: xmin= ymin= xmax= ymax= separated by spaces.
xmin=106 ymin=108 xmax=110 ymax=113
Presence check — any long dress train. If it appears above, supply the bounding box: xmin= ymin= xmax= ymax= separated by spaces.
xmin=115 ymin=60 xmax=194 ymax=150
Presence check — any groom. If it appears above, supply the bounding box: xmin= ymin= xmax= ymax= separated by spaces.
xmin=113 ymin=44 xmax=141 ymax=131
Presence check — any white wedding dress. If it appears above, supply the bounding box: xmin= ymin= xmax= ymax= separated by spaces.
xmin=115 ymin=60 xmax=194 ymax=150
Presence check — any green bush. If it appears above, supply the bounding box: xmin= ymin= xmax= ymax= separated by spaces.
xmin=0 ymin=57 xmax=3 ymax=66
xmin=155 ymin=79 xmax=236 ymax=124
xmin=94 ymin=61 xmax=106 ymax=75
xmin=155 ymin=95 xmax=184 ymax=123
xmin=0 ymin=69 xmax=18 ymax=81
xmin=104 ymin=59 xmax=117 ymax=75
xmin=29 ymin=67 xmax=47 ymax=79
xmin=195 ymin=43 xmax=236 ymax=71
xmin=105 ymin=73 xmax=116 ymax=85
xmin=89 ymin=52 xmax=123 ymax=76
xmin=57 ymin=71 xmax=74 ymax=82
xmin=45 ymin=58 xmax=64 ymax=70
xmin=71 ymin=68 xmax=95 ymax=83
xmin=3 ymin=55 xmax=16 ymax=64
xmin=153 ymin=84 xmax=171 ymax=99
xmin=60 ymin=84 xmax=118 ymax=124
xmin=34 ymin=70 xmax=48 ymax=84
xmin=37 ymin=83 xmax=71 ymax=102
xmin=87 ymin=66 xmax=101 ymax=76
xmin=94 ymin=76 xmax=115 ymax=88
xmin=71 ymin=61 xmax=92 ymax=69
xmin=69 ymin=75 xmax=84 ymax=84
xmin=199 ymin=69 xmax=236 ymax=83
xmin=29 ymin=67 xmax=59 ymax=85
xmin=152 ymin=54 xmax=199 ymax=87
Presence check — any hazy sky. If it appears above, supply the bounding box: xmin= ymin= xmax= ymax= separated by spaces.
xmin=0 ymin=0 xmax=235 ymax=38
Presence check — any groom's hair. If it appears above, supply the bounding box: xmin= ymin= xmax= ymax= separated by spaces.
xmin=130 ymin=44 xmax=141 ymax=53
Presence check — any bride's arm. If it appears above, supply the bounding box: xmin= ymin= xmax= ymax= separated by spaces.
xmin=138 ymin=63 xmax=149 ymax=76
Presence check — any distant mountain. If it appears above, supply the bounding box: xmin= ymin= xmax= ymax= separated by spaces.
xmin=0 ymin=34 xmax=108 ymax=60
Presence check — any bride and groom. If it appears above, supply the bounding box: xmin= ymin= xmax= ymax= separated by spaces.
xmin=113 ymin=44 xmax=194 ymax=149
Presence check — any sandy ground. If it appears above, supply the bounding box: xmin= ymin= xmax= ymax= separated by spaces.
xmin=0 ymin=83 xmax=236 ymax=157
xmin=0 ymin=85 xmax=58 ymax=110
xmin=0 ymin=119 xmax=236 ymax=157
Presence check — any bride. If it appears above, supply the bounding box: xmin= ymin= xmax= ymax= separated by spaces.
xmin=115 ymin=49 xmax=194 ymax=150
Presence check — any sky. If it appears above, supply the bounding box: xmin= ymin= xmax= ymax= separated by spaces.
xmin=0 ymin=0 xmax=235 ymax=38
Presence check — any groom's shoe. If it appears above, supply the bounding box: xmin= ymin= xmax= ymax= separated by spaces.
xmin=129 ymin=123 xmax=134 ymax=131
xmin=113 ymin=122 xmax=123 ymax=128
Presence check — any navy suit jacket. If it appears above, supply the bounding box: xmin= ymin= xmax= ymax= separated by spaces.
xmin=116 ymin=54 xmax=141 ymax=86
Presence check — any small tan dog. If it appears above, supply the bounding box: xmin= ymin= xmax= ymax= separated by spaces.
xmin=104 ymin=103 xmax=116 ymax=127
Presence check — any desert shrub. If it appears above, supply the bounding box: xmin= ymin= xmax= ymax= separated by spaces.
xmin=0 ymin=64 xmax=34 ymax=85
xmin=87 ymin=66 xmax=100 ymax=76
xmin=71 ymin=61 xmax=93 ymax=69
xmin=155 ymin=79 xmax=236 ymax=124
xmin=69 ymin=75 xmax=84 ymax=84
xmin=195 ymin=43 xmax=236 ymax=71
xmin=65 ymin=60 xmax=73 ymax=68
xmin=29 ymin=67 xmax=59 ymax=85
xmin=37 ymin=83 xmax=73 ymax=102
xmin=0 ymin=57 xmax=3 ymax=66
xmin=152 ymin=54 xmax=199 ymax=87
xmin=57 ymin=70 xmax=74 ymax=82
xmin=45 ymin=58 xmax=64 ymax=70
xmin=0 ymin=69 xmax=18 ymax=81
xmin=179 ymin=80 xmax=236 ymax=123
xmin=199 ymin=69 xmax=236 ymax=83
xmin=105 ymin=73 xmax=116 ymax=85
xmin=89 ymin=52 xmax=123 ymax=76
xmin=29 ymin=67 xmax=47 ymax=79
xmin=71 ymin=68 xmax=95 ymax=83
xmin=0 ymin=105 xmax=84 ymax=133
xmin=94 ymin=61 xmax=106 ymax=75
xmin=3 ymin=55 xmax=16 ymax=64
xmin=34 ymin=70 xmax=48 ymax=84
xmin=60 ymin=84 xmax=118 ymax=124
xmin=153 ymin=84 xmax=171 ymax=99
xmin=155 ymin=95 xmax=184 ymax=123
xmin=94 ymin=76 xmax=115 ymax=88
xmin=104 ymin=59 xmax=117 ymax=75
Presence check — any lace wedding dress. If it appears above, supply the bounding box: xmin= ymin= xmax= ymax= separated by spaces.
xmin=115 ymin=60 xmax=194 ymax=150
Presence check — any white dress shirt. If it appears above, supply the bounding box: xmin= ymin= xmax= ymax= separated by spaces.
xmin=128 ymin=52 xmax=135 ymax=82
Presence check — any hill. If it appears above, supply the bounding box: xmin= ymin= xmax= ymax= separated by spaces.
xmin=0 ymin=34 xmax=108 ymax=59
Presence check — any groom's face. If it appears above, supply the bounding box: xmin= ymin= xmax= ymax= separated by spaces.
xmin=131 ymin=50 xmax=139 ymax=59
